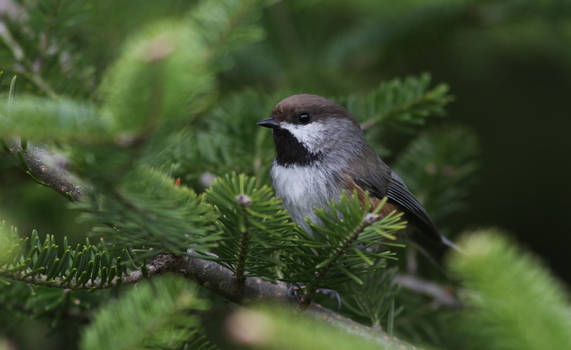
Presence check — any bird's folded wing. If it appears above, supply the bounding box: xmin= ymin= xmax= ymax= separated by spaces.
xmin=350 ymin=166 xmax=454 ymax=261
xmin=351 ymin=169 xmax=442 ymax=239
xmin=385 ymin=172 xmax=440 ymax=237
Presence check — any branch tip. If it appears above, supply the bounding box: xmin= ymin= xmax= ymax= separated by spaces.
xmin=235 ymin=194 xmax=251 ymax=207
xmin=364 ymin=213 xmax=380 ymax=224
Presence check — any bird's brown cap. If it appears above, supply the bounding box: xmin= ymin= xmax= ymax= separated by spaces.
xmin=271 ymin=94 xmax=357 ymax=126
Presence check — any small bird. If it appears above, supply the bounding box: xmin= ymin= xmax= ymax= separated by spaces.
xmin=257 ymin=94 xmax=455 ymax=260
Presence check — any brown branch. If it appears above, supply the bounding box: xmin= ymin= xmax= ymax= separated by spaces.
xmin=178 ymin=252 xmax=289 ymax=303
xmin=177 ymin=253 xmax=418 ymax=350
xmin=5 ymin=142 xmax=82 ymax=201
xmin=394 ymin=274 xmax=460 ymax=307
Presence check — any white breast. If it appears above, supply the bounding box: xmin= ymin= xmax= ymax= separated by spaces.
xmin=270 ymin=161 xmax=342 ymax=232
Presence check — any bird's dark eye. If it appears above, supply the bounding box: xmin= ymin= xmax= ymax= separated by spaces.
xmin=297 ymin=113 xmax=311 ymax=124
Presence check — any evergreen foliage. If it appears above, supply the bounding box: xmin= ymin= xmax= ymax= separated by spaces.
xmin=0 ymin=97 xmax=107 ymax=143
xmin=206 ymin=172 xmax=294 ymax=281
xmin=340 ymin=267 xmax=400 ymax=331
xmin=153 ymin=90 xmax=278 ymax=186
xmin=0 ymin=1 xmax=569 ymax=350
xmin=280 ymin=195 xmax=404 ymax=296
xmin=448 ymin=231 xmax=571 ymax=350
xmin=0 ymin=221 xmax=132 ymax=289
xmin=77 ymin=166 xmax=220 ymax=257
xmin=341 ymin=73 xmax=452 ymax=131
xmin=0 ymin=220 xmax=18 ymax=266
xmin=222 ymin=305 xmax=410 ymax=350
xmin=393 ymin=128 xmax=479 ymax=224
xmin=80 ymin=275 xmax=214 ymax=350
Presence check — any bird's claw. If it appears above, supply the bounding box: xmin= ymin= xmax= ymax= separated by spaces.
xmin=287 ymin=282 xmax=305 ymax=302
xmin=315 ymin=288 xmax=342 ymax=310
xmin=287 ymin=283 xmax=342 ymax=310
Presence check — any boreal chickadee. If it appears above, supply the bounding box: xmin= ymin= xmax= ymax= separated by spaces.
xmin=257 ymin=94 xmax=455 ymax=260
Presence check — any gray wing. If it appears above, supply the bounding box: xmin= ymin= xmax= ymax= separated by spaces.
xmin=348 ymin=151 xmax=452 ymax=260
xmin=386 ymin=172 xmax=439 ymax=237
xmin=386 ymin=171 xmax=458 ymax=260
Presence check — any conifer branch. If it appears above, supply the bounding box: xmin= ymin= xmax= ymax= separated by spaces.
xmin=306 ymin=214 xmax=377 ymax=300
xmin=2 ymin=76 xmax=81 ymax=200
xmin=5 ymin=249 xmax=416 ymax=348
xmin=180 ymin=252 xmax=287 ymax=303
xmin=360 ymin=95 xmax=425 ymax=131
xmin=234 ymin=194 xmax=253 ymax=289
xmin=179 ymin=253 xmax=417 ymax=350
xmin=394 ymin=274 xmax=460 ymax=307
xmin=80 ymin=274 xmax=212 ymax=350
xmin=5 ymin=142 xmax=82 ymax=201
xmin=3 ymin=235 xmax=415 ymax=348
xmin=0 ymin=151 xmax=417 ymax=345
xmin=304 ymin=207 xmax=387 ymax=302
xmin=201 ymin=0 xmax=259 ymax=61
xmin=339 ymin=74 xmax=452 ymax=132
xmin=0 ymin=22 xmax=58 ymax=99
xmin=2 ymin=254 xmax=175 ymax=289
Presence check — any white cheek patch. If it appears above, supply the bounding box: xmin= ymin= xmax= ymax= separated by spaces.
xmin=280 ymin=122 xmax=327 ymax=152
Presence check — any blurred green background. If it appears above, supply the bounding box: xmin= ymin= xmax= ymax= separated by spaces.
xmin=1 ymin=0 xmax=570 ymax=287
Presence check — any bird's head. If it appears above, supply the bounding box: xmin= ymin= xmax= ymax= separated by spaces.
xmin=257 ymin=94 xmax=364 ymax=166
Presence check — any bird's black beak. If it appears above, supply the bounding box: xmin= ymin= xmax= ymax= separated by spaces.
xmin=257 ymin=118 xmax=280 ymax=129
